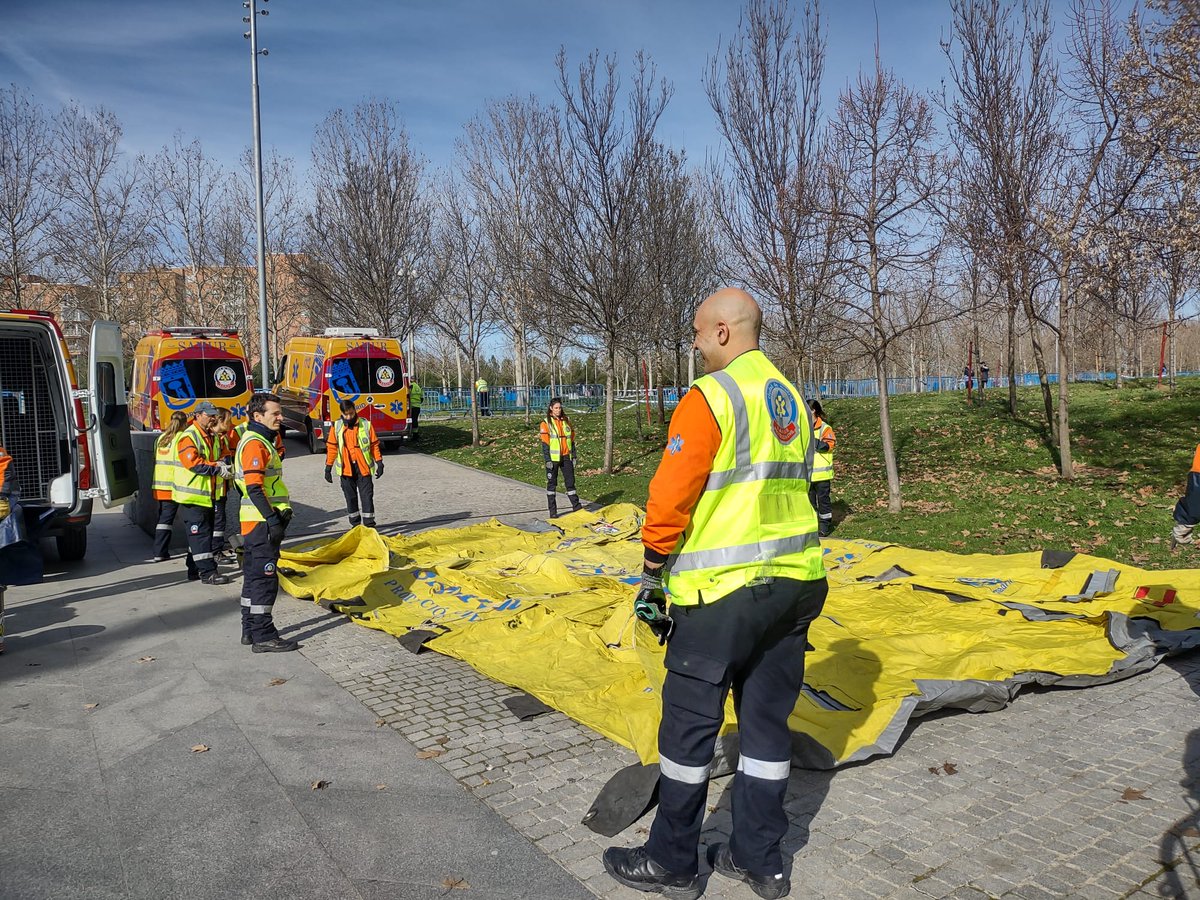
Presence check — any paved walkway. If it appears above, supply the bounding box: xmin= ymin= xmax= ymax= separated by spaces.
xmin=5 ymin=437 xmax=1200 ymax=899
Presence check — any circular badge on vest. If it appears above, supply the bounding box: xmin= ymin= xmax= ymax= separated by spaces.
xmin=264 ymin=562 xmax=276 ymax=576
xmin=214 ymin=365 xmax=237 ymax=391
xmin=764 ymin=379 xmax=799 ymax=444
xmin=376 ymin=365 xmax=395 ymax=388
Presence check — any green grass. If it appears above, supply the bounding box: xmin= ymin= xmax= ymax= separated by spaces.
xmin=416 ymin=379 xmax=1200 ymax=569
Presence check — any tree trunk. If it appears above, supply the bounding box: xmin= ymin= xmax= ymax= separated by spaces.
xmin=1056 ymin=273 xmax=1073 ymax=479
xmin=656 ymin=346 xmax=666 ymax=426
xmin=1019 ymin=284 xmax=1056 ymax=444
xmin=469 ymin=359 xmax=480 ymax=446
xmin=1005 ymin=286 xmax=1018 ymax=416
xmin=603 ymin=351 xmax=616 ymax=473
xmin=876 ymin=354 xmax=903 ymax=513
xmin=1111 ymin=302 xmax=1122 ymax=391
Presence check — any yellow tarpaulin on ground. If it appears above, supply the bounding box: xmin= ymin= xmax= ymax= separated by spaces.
xmin=280 ymin=505 xmax=1200 ymax=767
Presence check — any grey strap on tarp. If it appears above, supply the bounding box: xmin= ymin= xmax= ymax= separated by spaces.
xmin=1061 ymin=569 xmax=1120 ymax=602
xmin=1040 ymin=549 xmax=1076 ymax=569
xmin=503 ymin=692 xmax=553 ymax=720
xmin=582 ymin=763 xmax=662 ymax=837
xmin=397 ymin=628 xmax=443 ymax=654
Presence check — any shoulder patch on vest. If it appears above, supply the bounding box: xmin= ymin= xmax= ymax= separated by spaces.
xmin=764 ymin=379 xmax=799 ymax=444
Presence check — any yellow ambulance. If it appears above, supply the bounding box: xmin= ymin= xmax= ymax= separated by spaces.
xmin=128 ymin=327 xmax=253 ymax=431
xmin=276 ymin=328 xmax=410 ymax=454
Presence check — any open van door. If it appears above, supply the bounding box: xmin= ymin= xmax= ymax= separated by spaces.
xmin=88 ymin=321 xmax=137 ymax=507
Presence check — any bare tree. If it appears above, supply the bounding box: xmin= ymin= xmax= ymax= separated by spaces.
xmin=301 ymin=100 xmax=432 ymax=339
xmin=530 ymin=50 xmax=672 ymax=472
xmin=942 ymin=0 xmax=1061 ymax=422
xmin=431 ymin=178 xmax=502 ymax=445
xmin=459 ymin=95 xmax=551 ymax=422
xmin=705 ymin=0 xmax=829 ymax=373
xmin=149 ymin=134 xmax=242 ymax=325
xmin=234 ymin=148 xmax=307 ymax=362
xmin=49 ymin=101 xmax=157 ymax=345
xmin=826 ymin=55 xmax=950 ymax=512
xmin=0 ymin=84 xmax=58 ymax=307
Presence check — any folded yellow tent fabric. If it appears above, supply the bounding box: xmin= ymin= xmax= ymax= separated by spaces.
xmin=280 ymin=508 xmax=1200 ymax=767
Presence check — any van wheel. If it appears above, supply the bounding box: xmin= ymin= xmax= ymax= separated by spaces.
xmin=56 ymin=526 xmax=88 ymax=561
xmin=307 ymin=425 xmax=319 ymax=455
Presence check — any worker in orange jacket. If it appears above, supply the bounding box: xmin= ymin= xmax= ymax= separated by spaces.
xmin=1173 ymin=444 xmax=1200 ymax=548
xmin=324 ymin=398 xmax=384 ymax=528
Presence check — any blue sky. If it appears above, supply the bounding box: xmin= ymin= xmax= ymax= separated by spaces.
xmin=0 ymin=0 xmax=982 ymax=178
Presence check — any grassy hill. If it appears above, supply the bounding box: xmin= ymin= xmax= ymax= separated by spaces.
xmin=415 ymin=378 xmax=1200 ymax=569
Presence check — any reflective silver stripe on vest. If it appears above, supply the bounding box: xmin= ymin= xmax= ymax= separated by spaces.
xmin=174 ymin=484 xmax=211 ymax=498
xmin=658 ymin=755 xmax=711 ymax=784
xmin=671 ymin=531 xmax=820 ymax=574
xmin=710 ymin=370 xmax=750 ymax=468
xmin=737 ymin=755 xmax=791 ymax=780
xmin=706 ymin=460 xmax=812 ymax=491
xmin=811 ymin=464 xmax=832 ymax=477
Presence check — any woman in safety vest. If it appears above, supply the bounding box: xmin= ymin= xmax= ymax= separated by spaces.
xmin=539 ymin=397 xmax=583 ymax=519
xmin=808 ymin=398 xmax=836 ymax=537
xmin=151 ymin=411 xmax=189 ymax=562
xmin=211 ymin=408 xmax=239 ymax=559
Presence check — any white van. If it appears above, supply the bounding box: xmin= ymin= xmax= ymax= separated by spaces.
xmin=0 ymin=310 xmax=137 ymax=560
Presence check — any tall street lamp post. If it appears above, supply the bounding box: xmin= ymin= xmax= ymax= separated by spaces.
xmin=243 ymin=0 xmax=272 ymax=388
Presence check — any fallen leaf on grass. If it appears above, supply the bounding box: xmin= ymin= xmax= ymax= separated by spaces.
xmin=441 ymin=876 xmax=470 ymax=890
xmin=137 ymin=656 xmax=156 ymax=664
xmin=311 ymin=780 xmax=330 ymax=790
xmin=268 ymin=678 xmax=288 ymax=687
xmin=416 ymin=749 xmax=446 ymax=759
xmin=1120 ymin=787 xmax=1148 ymax=802
xmin=190 ymin=744 xmax=210 ymax=753
xmin=84 ymin=703 xmax=99 ymax=710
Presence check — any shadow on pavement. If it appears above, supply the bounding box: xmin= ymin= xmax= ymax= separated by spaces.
xmin=1159 ymin=655 xmax=1200 ymax=896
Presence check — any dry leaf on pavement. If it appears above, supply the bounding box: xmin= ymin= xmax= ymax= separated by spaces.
xmin=375 ymin=783 xmax=388 ymax=791
xmin=190 ymin=744 xmax=210 ymax=753
xmin=83 ymin=703 xmax=99 ymax=710
xmin=375 ymin=718 xmax=387 ymax=727
xmin=311 ymin=779 xmax=330 ymax=790
xmin=1120 ymin=787 xmax=1148 ymax=802
xmin=441 ymin=877 xmax=469 ymax=890
xmin=268 ymin=678 xmax=287 ymax=686
xmin=137 ymin=656 xmax=156 ymax=663
xmin=416 ymin=749 xmax=446 ymax=759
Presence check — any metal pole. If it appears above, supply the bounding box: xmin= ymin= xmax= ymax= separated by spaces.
xmin=247 ymin=0 xmax=271 ymax=389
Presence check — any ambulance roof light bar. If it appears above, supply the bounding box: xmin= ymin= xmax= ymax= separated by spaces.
xmin=158 ymin=326 xmax=240 ymax=337
xmin=322 ymin=327 xmax=381 ymax=337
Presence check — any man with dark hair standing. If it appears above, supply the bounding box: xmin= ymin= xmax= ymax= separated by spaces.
xmin=173 ymin=401 xmax=232 ymax=585
xmin=235 ymin=392 xmax=296 ymax=652
xmin=602 ymin=287 xmax=828 ymax=900
xmin=324 ymin=398 xmax=383 ymax=529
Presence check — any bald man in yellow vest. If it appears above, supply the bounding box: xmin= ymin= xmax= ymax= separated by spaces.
xmin=603 ymin=288 xmax=828 ymax=900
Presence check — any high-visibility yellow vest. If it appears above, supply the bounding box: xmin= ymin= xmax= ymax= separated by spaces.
xmin=812 ymin=419 xmax=834 ymax=483
xmin=409 ymin=382 xmax=423 ymax=406
xmin=171 ymin=425 xmax=215 ymax=507
xmin=235 ymin=430 xmax=291 ymax=523
xmin=663 ymin=350 xmax=824 ymax=607
xmin=153 ymin=436 xmax=177 ymax=494
xmin=476 ymin=379 xmax=488 ymax=392
xmin=543 ymin=417 xmax=574 ymax=462
xmin=332 ymin=419 xmax=373 ymax=477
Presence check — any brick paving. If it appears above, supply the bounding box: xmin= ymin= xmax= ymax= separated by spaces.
xmin=274 ymin=592 xmax=1200 ymax=899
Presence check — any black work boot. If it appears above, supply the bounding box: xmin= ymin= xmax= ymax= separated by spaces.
xmin=240 ymin=633 xmax=252 ymax=646
xmin=602 ymin=846 xmax=701 ymax=899
xmin=252 ymin=638 xmax=299 ymax=653
xmin=200 ymin=572 xmax=231 ymax=585
xmin=707 ymin=843 xmax=789 ymax=899
xmin=547 ymin=502 xmax=558 ymax=519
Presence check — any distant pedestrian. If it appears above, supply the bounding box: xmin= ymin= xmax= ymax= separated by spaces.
xmin=476 ymin=377 xmax=491 ymax=416
xmin=963 ymin=363 xmax=974 ymax=391
xmin=540 ymin=397 xmax=583 ymax=518
xmin=324 ymin=399 xmax=383 ymax=529
xmin=151 ymin=411 xmax=189 ymax=562
xmin=808 ymin=399 xmax=836 ymax=537
xmin=979 ymin=361 xmax=990 ymax=391
xmin=409 ymin=379 xmax=423 ymax=441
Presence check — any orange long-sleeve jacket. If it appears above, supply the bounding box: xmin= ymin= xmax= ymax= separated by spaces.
xmin=642 ymin=389 xmax=722 ymax=564
xmin=325 ymin=419 xmax=381 ymax=477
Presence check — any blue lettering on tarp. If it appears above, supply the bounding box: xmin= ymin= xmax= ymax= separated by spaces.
xmin=410 ymin=568 xmax=521 ymax=618
xmin=956 ymin=577 xmax=1014 ymax=594
xmin=160 ymin=360 xmax=196 ymax=410
xmin=329 ymin=358 xmax=360 ymax=400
